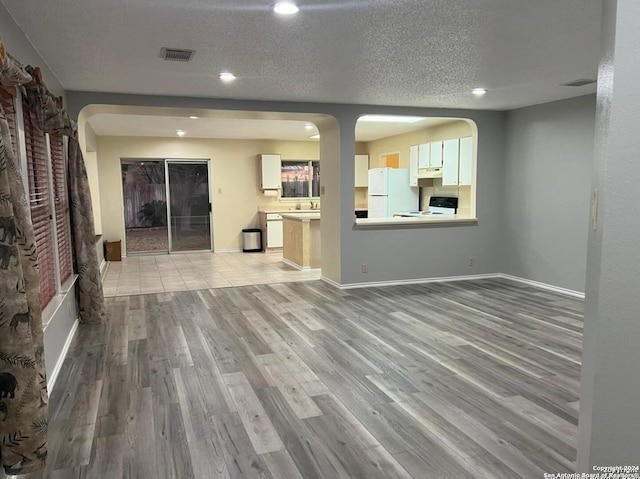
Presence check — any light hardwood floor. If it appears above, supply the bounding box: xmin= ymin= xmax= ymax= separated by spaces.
xmin=25 ymin=278 xmax=582 ymax=478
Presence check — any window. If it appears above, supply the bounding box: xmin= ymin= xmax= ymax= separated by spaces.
xmin=2 ymin=89 xmax=77 ymax=311
xmin=354 ymin=115 xmax=477 ymax=223
xmin=22 ymin=95 xmax=56 ymax=308
xmin=49 ymin=133 xmax=73 ymax=284
xmin=280 ymin=160 xmax=320 ymax=198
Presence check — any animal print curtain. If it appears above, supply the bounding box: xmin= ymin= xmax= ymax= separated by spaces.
xmin=23 ymin=68 xmax=106 ymax=325
xmin=66 ymin=137 xmax=105 ymax=323
xmin=0 ymin=45 xmax=49 ymax=475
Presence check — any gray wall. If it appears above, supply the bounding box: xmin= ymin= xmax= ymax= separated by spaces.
xmin=503 ymin=95 xmax=596 ymax=292
xmin=0 ymin=3 xmax=64 ymax=97
xmin=341 ymin=110 xmax=507 ymax=284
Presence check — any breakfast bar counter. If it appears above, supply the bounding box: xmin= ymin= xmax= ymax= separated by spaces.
xmin=280 ymin=212 xmax=321 ymax=269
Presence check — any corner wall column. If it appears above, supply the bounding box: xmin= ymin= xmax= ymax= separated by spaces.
xmin=577 ymin=0 xmax=640 ymax=471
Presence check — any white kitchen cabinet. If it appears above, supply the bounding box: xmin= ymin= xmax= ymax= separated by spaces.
xmin=266 ymin=218 xmax=283 ymax=248
xmin=430 ymin=141 xmax=443 ymax=168
xmin=260 ymin=154 xmax=281 ymax=190
xmin=442 ymin=139 xmax=460 ymax=186
xmin=409 ymin=146 xmax=419 ymax=187
xmin=418 ymin=143 xmax=430 ymax=168
xmin=458 ymin=137 xmax=473 ymax=186
xmin=259 ymin=212 xmax=284 ymax=249
xmin=354 ymin=154 xmax=369 ymax=187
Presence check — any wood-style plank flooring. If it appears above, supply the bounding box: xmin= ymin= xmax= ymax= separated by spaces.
xmin=25 ymin=278 xmax=583 ymax=478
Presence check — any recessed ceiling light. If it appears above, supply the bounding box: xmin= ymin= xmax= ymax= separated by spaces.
xmin=189 ymin=115 xmax=199 ymax=120
xmin=176 ymin=129 xmax=186 ymax=137
xmin=472 ymin=88 xmax=487 ymax=96
xmin=219 ymin=72 xmax=237 ymax=83
xmin=359 ymin=115 xmax=425 ymax=123
xmin=304 ymin=123 xmax=314 ymax=130
xmin=309 ymin=134 xmax=320 ymax=139
xmin=273 ymin=1 xmax=299 ymax=15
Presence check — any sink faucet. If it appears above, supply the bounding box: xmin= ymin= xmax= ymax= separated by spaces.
xmin=310 ymin=201 xmax=314 ymax=210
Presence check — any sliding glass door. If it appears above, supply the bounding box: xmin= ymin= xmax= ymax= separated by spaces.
xmin=121 ymin=159 xmax=212 ymax=254
xmin=166 ymin=160 xmax=212 ymax=252
xmin=121 ymin=160 xmax=169 ymax=253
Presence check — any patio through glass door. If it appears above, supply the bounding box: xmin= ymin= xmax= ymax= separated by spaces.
xmin=121 ymin=159 xmax=212 ymax=254
xmin=166 ymin=160 xmax=212 ymax=252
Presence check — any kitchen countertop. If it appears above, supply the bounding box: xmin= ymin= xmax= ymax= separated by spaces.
xmin=280 ymin=212 xmax=321 ymax=221
xmin=355 ymin=215 xmax=477 ymax=228
xmin=259 ymin=209 xmax=320 ymax=214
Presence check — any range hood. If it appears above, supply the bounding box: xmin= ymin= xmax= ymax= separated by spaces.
xmin=417 ymin=167 xmax=443 ymax=179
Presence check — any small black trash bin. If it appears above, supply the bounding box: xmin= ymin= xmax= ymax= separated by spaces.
xmin=242 ymin=228 xmax=262 ymax=252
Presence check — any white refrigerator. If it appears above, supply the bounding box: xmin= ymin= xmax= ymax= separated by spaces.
xmin=368 ymin=168 xmax=419 ymax=218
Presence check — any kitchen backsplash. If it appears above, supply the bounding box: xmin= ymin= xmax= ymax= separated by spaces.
xmin=355 ymin=187 xmax=368 ymax=209
xmin=258 ymin=193 xmax=321 ymax=211
xmin=419 ymin=180 xmax=471 ymax=216
xmin=256 ymin=182 xmax=470 ymax=215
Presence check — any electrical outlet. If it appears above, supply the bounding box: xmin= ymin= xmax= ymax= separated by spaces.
xmin=469 ymin=257 xmax=474 ymax=267
xmin=362 ymin=263 xmax=368 ymax=273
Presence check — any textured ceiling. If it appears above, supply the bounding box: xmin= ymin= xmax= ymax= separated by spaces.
xmin=1 ymin=0 xmax=602 ymax=111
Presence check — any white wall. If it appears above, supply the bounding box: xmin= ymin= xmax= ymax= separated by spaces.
xmin=503 ymin=95 xmax=595 ymax=293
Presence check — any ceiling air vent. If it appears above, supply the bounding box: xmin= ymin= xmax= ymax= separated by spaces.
xmin=160 ymin=48 xmax=196 ymax=62
xmin=561 ymin=79 xmax=596 ymax=87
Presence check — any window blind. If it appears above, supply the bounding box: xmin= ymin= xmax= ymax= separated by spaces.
xmin=49 ymin=133 xmax=73 ymax=284
xmin=22 ymin=95 xmax=56 ymax=308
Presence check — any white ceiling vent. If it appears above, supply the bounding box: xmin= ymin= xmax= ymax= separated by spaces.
xmin=561 ymin=79 xmax=596 ymax=87
xmin=160 ymin=48 xmax=195 ymax=62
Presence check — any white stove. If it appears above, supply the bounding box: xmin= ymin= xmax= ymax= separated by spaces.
xmin=395 ymin=196 xmax=458 ymax=217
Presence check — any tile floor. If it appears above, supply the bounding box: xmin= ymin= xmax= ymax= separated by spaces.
xmin=102 ymin=251 xmax=321 ymax=296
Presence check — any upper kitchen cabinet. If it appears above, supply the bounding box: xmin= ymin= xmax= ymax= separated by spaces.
xmin=414 ymin=142 xmax=444 ymax=179
xmin=430 ymin=141 xmax=443 ymax=168
xmin=442 ymin=139 xmax=460 ymax=186
xmin=418 ymin=143 xmax=430 ymax=168
xmin=409 ymin=146 xmax=419 ymax=187
xmin=260 ymin=154 xmax=281 ymax=190
xmin=458 ymin=137 xmax=473 ymax=186
xmin=355 ymin=154 xmax=369 ymax=187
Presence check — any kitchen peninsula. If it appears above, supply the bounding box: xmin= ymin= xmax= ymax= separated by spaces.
xmin=281 ymin=212 xmax=321 ymax=269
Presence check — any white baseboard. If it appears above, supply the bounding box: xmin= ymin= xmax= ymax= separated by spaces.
xmin=215 ymin=249 xmax=242 ymax=253
xmin=282 ymin=258 xmax=320 ymax=271
xmin=99 ymin=259 xmax=106 ymax=274
xmin=322 ymin=273 xmax=501 ymax=290
xmin=320 ymin=276 xmax=342 ymax=288
xmin=497 ymin=273 xmax=585 ymax=299
xmin=47 ymin=318 xmax=79 ymax=391
xmin=322 ymin=272 xmax=585 ymax=299
xmin=282 ymin=258 xmax=303 ymax=270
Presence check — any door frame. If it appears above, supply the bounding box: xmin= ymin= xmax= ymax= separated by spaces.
xmin=164 ymin=158 xmax=213 ymax=253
